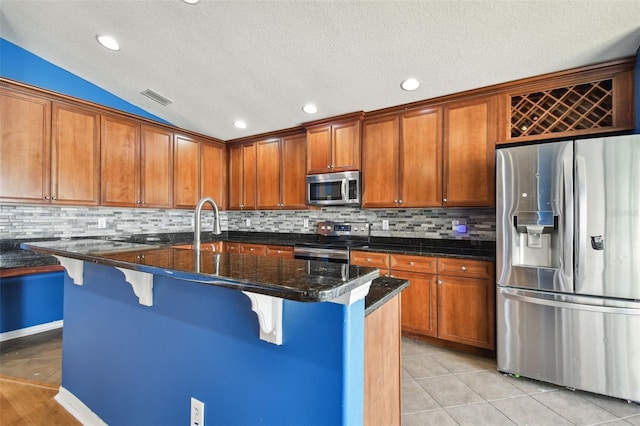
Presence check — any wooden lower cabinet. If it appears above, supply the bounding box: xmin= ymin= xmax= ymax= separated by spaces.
xmin=265 ymin=245 xmax=294 ymax=258
xmin=351 ymin=250 xmax=495 ymax=352
xmin=364 ymin=294 xmax=401 ymax=426
xmin=239 ymin=243 xmax=267 ymax=256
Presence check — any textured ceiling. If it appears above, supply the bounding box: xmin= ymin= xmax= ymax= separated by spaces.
xmin=1 ymin=0 xmax=639 ymax=140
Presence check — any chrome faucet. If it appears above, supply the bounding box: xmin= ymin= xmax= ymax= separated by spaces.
xmin=194 ymin=196 xmax=222 ymax=251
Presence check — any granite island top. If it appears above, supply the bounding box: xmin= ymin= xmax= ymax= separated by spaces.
xmin=21 ymin=239 xmax=381 ymax=304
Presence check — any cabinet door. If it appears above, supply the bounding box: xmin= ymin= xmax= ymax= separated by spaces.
xmin=392 ymin=269 xmax=437 ymax=337
xmin=201 ymin=141 xmax=226 ymax=209
xmin=0 ymin=89 xmax=51 ymax=203
xmin=256 ymin=138 xmax=281 ymax=209
xmin=306 ymin=126 xmax=332 ymax=174
xmin=265 ymin=245 xmax=294 ymax=258
xmin=362 ymin=115 xmax=398 ymax=208
xmin=242 ymin=143 xmax=257 ymax=209
xmin=332 ymin=120 xmax=361 ymax=172
xmin=280 ymin=133 xmax=307 ymax=209
xmin=174 ymin=134 xmax=200 ymax=208
xmin=51 ymin=103 xmax=100 ymax=205
xmin=141 ymin=125 xmax=173 ymax=208
xmin=101 ymin=115 xmax=140 ymax=206
xmin=228 ymin=144 xmax=244 ymax=210
xmin=437 ymin=276 xmax=495 ymax=349
xmin=350 ymin=251 xmax=390 ymax=271
xmin=443 ymin=96 xmax=496 ymax=207
xmin=239 ymin=243 xmax=266 ymax=256
xmin=400 ymin=107 xmax=442 ymax=207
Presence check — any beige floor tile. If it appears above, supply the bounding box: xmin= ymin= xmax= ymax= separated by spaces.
xmin=430 ymin=350 xmax=495 ymax=374
xmin=499 ymin=372 xmax=560 ymax=395
xmin=533 ymin=390 xmax=621 ymax=426
xmin=402 ymin=379 xmax=440 ymax=414
xmin=457 ymin=370 xmax=525 ymax=401
xmin=491 ymin=395 xmax=574 ymax=425
xmin=577 ymin=391 xmax=640 ymax=418
xmin=417 ymin=375 xmax=484 ymax=408
xmin=402 ymin=408 xmax=458 ymax=426
xmin=626 ymin=414 xmax=640 ymax=425
xmin=446 ymin=402 xmax=516 ymax=425
xmin=401 ymin=338 xmax=445 ymax=356
xmin=403 ymin=354 xmax=449 ymax=379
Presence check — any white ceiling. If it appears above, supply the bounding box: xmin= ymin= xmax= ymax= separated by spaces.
xmin=1 ymin=0 xmax=639 ymax=141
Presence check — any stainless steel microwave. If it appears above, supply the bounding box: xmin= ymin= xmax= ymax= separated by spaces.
xmin=306 ymin=171 xmax=361 ymax=206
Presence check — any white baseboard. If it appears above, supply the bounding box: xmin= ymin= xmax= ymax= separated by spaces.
xmin=0 ymin=320 xmax=63 ymax=342
xmin=55 ymin=386 xmax=108 ymax=426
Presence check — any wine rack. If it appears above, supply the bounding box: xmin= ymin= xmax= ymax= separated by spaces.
xmin=510 ymin=79 xmax=614 ymax=138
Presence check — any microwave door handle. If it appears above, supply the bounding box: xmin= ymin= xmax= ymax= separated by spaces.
xmin=341 ymin=178 xmax=348 ymax=201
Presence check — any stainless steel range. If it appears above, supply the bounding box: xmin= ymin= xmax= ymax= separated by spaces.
xmin=294 ymin=221 xmax=370 ymax=263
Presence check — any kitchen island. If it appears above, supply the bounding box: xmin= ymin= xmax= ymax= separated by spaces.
xmin=22 ymin=239 xmax=404 ymax=426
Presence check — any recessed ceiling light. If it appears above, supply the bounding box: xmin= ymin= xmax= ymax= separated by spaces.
xmin=401 ymin=78 xmax=420 ymax=91
xmin=302 ymin=104 xmax=318 ymax=114
xmin=96 ymin=35 xmax=120 ymax=51
xmin=181 ymin=0 xmax=199 ymax=3
xmin=233 ymin=120 xmax=247 ymax=129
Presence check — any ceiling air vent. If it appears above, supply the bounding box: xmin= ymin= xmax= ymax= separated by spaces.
xmin=141 ymin=89 xmax=173 ymax=106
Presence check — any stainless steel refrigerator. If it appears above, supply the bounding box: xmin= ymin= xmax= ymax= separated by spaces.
xmin=496 ymin=134 xmax=640 ymax=402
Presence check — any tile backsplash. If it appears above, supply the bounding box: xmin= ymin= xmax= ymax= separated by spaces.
xmin=0 ymin=204 xmax=495 ymax=240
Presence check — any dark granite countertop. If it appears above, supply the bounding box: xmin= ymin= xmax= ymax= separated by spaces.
xmin=365 ymin=276 xmax=408 ymax=315
xmin=21 ymin=239 xmax=380 ymax=303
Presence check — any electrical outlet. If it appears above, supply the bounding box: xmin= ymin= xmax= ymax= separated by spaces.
xmin=190 ymin=397 xmax=204 ymax=426
xmin=451 ymin=220 xmax=459 ymax=228
xmin=245 ymin=218 xmax=251 ymax=227
xmin=98 ymin=218 xmax=107 ymax=229
xmin=382 ymin=219 xmax=389 ymax=230
xmin=303 ymin=218 xmax=309 ymax=228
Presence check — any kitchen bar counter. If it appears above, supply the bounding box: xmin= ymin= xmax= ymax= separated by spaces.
xmin=21 ymin=239 xmax=379 ymax=303
xmin=20 ymin=238 xmax=397 ymax=425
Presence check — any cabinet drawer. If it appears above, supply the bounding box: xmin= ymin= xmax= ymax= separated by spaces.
xmin=437 ymin=258 xmax=494 ymax=279
xmin=266 ymin=245 xmax=294 ymax=258
xmin=390 ymin=254 xmax=436 ymax=274
xmin=350 ymin=251 xmax=389 ymax=269
xmin=225 ymin=243 xmax=240 ymax=253
xmin=240 ymin=243 xmax=267 ymax=256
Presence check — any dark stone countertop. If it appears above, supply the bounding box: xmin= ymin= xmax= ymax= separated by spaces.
xmin=21 ymin=239 xmax=380 ymax=304
xmin=365 ymin=276 xmax=408 ymax=315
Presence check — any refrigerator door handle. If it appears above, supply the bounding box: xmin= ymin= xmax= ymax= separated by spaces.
xmin=501 ymin=288 xmax=640 ymax=315
xmin=562 ymin=151 xmax=573 ymax=284
xmin=575 ymin=155 xmax=587 ymax=285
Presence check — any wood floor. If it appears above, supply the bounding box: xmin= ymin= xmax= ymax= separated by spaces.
xmin=0 ymin=375 xmax=80 ymax=425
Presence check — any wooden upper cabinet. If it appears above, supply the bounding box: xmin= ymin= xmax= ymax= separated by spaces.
xmin=52 ymin=103 xmax=101 ymax=205
xmin=280 ymin=133 xmax=307 ymax=209
xmin=100 ymin=115 xmax=140 ymax=206
xmin=140 ymin=125 xmax=173 ymax=208
xmin=256 ymin=138 xmax=281 ymax=209
xmin=201 ymin=141 xmax=226 ymax=210
xmin=400 ymin=107 xmax=442 ymax=208
xmin=362 ymin=107 xmax=442 ymax=208
xmin=498 ymin=62 xmax=635 ymax=144
xmin=306 ymin=126 xmax=332 ymax=174
xmin=228 ymin=142 xmax=256 ymax=210
xmin=362 ymin=115 xmax=398 ymax=208
xmin=0 ymin=89 xmax=51 ymax=203
xmin=173 ymin=133 xmax=200 ymax=209
xmin=443 ymin=96 xmax=496 ymax=207
xmin=305 ymin=114 xmax=362 ymax=174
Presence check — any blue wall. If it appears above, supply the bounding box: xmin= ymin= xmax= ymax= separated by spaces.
xmin=0 ymin=38 xmax=170 ymax=124
xmin=61 ymin=264 xmax=364 ymax=425
xmin=0 ymin=271 xmax=64 ymax=333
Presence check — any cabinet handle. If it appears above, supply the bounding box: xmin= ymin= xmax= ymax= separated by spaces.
xmin=443 ymin=198 xmax=448 ymax=203
xmin=52 ymin=196 xmax=57 ymax=200
xmin=366 ymin=258 xmax=371 ymax=262
xmin=141 ymin=200 xmax=145 ymax=204
xmin=409 ymin=261 xmax=414 ymax=266
xmin=44 ymin=196 xmax=51 ymax=200
xmin=398 ymin=200 xmax=403 ymax=204
xmin=437 ymin=280 xmax=442 ymax=285
xmin=393 ymin=199 xmax=398 ymax=203
xmin=461 ymin=266 xmax=467 ymax=271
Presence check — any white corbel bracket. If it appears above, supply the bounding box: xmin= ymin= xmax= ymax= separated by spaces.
xmin=242 ymin=292 xmax=283 ymax=345
xmin=54 ymin=256 xmax=84 ymax=285
xmin=329 ymin=281 xmax=372 ymax=306
xmin=115 ymin=268 xmax=154 ymax=307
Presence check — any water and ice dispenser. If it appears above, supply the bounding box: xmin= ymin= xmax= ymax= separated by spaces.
xmin=512 ymin=211 xmax=559 ymax=268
